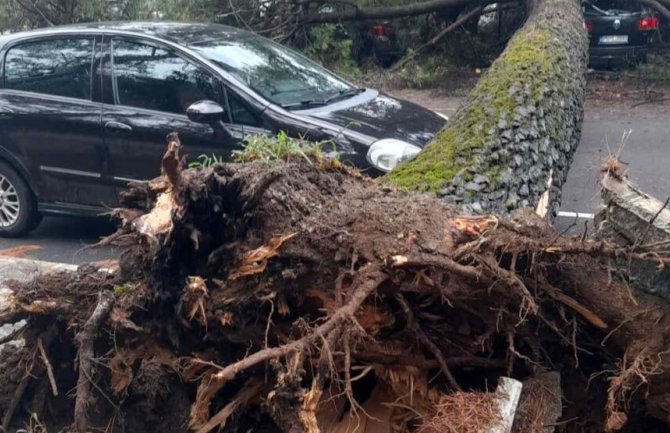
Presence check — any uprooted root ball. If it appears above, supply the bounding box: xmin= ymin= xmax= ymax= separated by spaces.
xmin=2 ymin=138 xmax=670 ymax=433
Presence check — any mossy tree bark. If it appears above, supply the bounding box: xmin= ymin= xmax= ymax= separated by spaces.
xmin=384 ymin=0 xmax=588 ymax=216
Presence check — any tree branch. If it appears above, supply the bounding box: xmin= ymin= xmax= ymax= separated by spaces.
xmin=304 ymin=0 xmax=486 ymax=23
xmin=392 ymin=6 xmax=484 ymax=70
xmin=14 ymin=0 xmax=56 ymax=25
xmin=639 ymin=0 xmax=670 ymax=21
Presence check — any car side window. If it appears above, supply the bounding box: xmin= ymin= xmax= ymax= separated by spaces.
xmin=4 ymin=37 xmax=94 ymax=100
xmin=111 ymin=38 xmax=220 ymax=115
xmin=226 ymin=90 xmax=262 ymax=127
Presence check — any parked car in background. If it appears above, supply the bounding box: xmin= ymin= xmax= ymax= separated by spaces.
xmin=317 ymin=3 xmax=402 ymax=67
xmin=359 ymin=21 xmax=402 ymax=67
xmin=584 ymin=0 xmax=659 ymax=67
xmin=0 ymin=22 xmax=447 ymax=237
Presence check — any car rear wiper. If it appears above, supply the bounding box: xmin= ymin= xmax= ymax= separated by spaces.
xmin=324 ymin=87 xmax=366 ymax=104
xmin=584 ymin=1 xmax=612 ymax=15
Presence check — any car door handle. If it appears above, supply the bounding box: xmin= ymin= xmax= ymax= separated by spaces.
xmin=104 ymin=121 xmax=132 ymax=135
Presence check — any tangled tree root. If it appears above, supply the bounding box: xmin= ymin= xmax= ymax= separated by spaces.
xmin=73 ymin=291 xmax=114 ymax=432
xmin=2 ymin=139 xmax=670 ymax=433
xmin=419 ymin=391 xmax=502 ymax=433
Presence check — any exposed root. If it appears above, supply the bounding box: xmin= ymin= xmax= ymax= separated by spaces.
xmin=419 ymin=391 xmax=502 ymax=433
xmin=2 ymin=363 xmax=33 ymax=431
xmin=194 ymin=380 xmax=263 ymax=433
xmin=74 ymin=292 xmax=115 ymax=433
xmin=191 ymin=264 xmax=386 ymax=429
xmin=415 ymin=327 xmax=461 ymax=391
xmin=543 ymin=284 xmax=608 ymax=330
xmin=228 ymin=233 xmax=297 ymax=280
xmin=37 ymin=336 xmax=58 ymax=397
xmin=3 ymin=147 xmax=670 ymax=433
xmin=0 ymin=311 xmax=26 ymax=327
xmin=605 ymin=348 xmax=667 ymax=430
xmin=212 ymin=265 xmax=385 ymax=384
xmin=1 ymin=330 xmax=56 ymax=431
xmin=182 ymin=276 xmax=209 ymax=328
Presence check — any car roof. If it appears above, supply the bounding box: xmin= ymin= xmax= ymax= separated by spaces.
xmin=0 ymin=21 xmax=250 ymax=47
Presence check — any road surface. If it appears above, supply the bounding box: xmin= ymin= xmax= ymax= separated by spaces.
xmin=556 ymin=102 xmax=670 ymax=234
xmin=0 ymin=216 xmax=118 ymax=264
xmin=0 ymin=93 xmax=668 ymax=264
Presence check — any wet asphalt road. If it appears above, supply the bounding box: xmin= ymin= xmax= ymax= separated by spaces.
xmin=0 ymin=101 xmax=668 ymax=265
xmin=0 ymin=215 xmax=119 ymax=264
xmin=556 ymin=105 xmax=670 ymax=235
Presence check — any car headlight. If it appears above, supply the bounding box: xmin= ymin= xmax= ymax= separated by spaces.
xmin=435 ymin=111 xmax=449 ymax=121
xmin=367 ymin=139 xmax=421 ymax=172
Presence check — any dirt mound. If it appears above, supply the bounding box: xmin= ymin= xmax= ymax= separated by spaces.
xmin=2 ymin=137 xmax=670 ymax=433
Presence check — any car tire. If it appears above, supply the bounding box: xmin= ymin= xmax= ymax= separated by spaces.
xmin=0 ymin=161 xmax=38 ymax=237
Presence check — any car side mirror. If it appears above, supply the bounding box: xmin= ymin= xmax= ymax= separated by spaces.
xmin=186 ymin=100 xmax=225 ymax=124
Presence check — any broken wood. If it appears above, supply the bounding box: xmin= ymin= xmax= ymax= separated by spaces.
xmin=194 ymin=380 xmax=263 ymax=433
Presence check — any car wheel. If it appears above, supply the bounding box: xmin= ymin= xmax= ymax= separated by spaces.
xmin=0 ymin=161 xmax=38 ymax=237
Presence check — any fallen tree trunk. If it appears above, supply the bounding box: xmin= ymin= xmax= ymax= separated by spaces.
xmin=385 ymin=0 xmax=587 ymax=218
xmin=2 ymin=143 xmax=670 ymax=432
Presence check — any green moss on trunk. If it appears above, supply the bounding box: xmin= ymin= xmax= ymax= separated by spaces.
xmin=383 ymin=0 xmax=587 ymax=215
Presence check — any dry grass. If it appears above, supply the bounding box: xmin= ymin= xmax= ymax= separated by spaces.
xmin=512 ymin=383 xmax=556 ymax=433
xmin=600 ymin=155 xmax=627 ymax=180
xmin=419 ymin=391 xmax=501 ymax=433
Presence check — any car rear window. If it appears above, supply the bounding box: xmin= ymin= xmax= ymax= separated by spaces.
xmin=584 ymin=0 xmax=644 ymax=12
xmin=4 ymin=37 xmax=94 ymax=100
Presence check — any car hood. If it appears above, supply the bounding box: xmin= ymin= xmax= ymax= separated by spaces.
xmin=296 ymin=90 xmax=446 ymax=147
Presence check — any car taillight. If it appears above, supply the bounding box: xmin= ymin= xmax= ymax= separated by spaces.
xmin=639 ymin=16 xmax=659 ymax=30
xmin=372 ymin=24 xmax=391 ymax=36
xmin=585 ymin=19 xmax=593 ymax=32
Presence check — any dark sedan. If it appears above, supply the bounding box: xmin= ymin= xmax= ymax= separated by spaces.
xmin=584 ymin=0 xmax=659 ymax=67
xmin=0 ymin=22 xmax=447 ymax=236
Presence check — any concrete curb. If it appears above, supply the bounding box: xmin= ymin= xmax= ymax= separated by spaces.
xmin=595 ymin=173 xmax=670 ymax=298
xmin=0 ymin=256 xmax=78 ymax=283
xmin=1 ymin=257 xmax=78 ymax=347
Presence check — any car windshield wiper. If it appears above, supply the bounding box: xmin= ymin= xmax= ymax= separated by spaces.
xmin=280 ymin=99 xmax=329 ymax=110
xmin=324 ymin=87 xmax=366 ymax=104
xmin=280 ymin=88 xmax=365 ymax=110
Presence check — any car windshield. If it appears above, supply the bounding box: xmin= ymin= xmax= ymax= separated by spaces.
xmin=191 ymin=33 xmax=354 ymax=109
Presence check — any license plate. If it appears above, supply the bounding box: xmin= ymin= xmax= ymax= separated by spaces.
xmin=599 ymin=35 xmax=629 ymax=45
